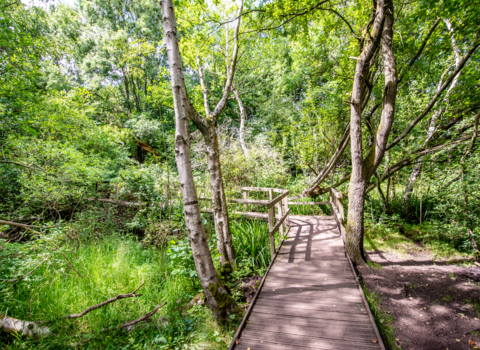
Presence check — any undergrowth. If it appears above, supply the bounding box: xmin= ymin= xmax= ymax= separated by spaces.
xmin=362 ymin=286 xmax=401 ymax=350
xmin=0 ymin=212 xmax=275 ymax=349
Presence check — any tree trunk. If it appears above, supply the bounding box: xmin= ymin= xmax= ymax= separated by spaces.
xmin=345 ymin=0 xmax=385 ymax=265
xmin=232 ymin=84 xmax=248 ymax=156
xmin=191 ymin=3 xmax=243 ymax=270
xmin=346 ymin=0 xmax=397 ymax=265
xmin=202 ymin=124 xmax=236 ymax=269
xmin=160 ymin=0 xmax=239 ymax=321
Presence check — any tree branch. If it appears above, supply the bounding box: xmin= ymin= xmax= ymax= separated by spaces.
xmin=65 ymin=283 xmax=145 ymax=319
xmin=387 ymin=41 xmax=480 ymax=150
xmin=398 ymin=18 xmax=441 ymax=83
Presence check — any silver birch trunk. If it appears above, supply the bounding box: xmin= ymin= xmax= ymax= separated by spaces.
xmin=192 ymin=3 xmax=243 ymax=269
xmin=203 ymin=124 xmax=236 ymax=268
xmin=233 ymin=84 xmax=248 ymax=156
xmin=160 ymin=0 xmax=239 ymax=321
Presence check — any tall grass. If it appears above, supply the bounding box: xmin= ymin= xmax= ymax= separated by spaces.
xmin=231 ymin=219 xmax=271 ymax=271
xmin=0 ymin=233 xmax=228 ymax=349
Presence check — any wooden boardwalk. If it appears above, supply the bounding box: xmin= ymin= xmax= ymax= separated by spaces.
xmin=231 ymin=215 xmax=383 ymax=350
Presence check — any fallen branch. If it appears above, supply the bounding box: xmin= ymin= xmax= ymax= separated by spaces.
xmin=0 ymin=220 xmax=41 ymax=235
xmin=65 ymin=283 xmax=145 ymax=319
xmin=101 ymin=302 xmax=166 ymax=333
xmin=0 ymin=284 xmax=150 ymax=338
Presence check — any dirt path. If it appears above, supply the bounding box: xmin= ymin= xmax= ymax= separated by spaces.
xmin=362 ymin=249 xmax=480 ymax=350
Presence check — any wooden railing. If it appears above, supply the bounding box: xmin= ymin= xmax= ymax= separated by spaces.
xmin=200 ymin=187 xmax=290 ymax=259
xmin=329 ymin=188 xmax=346 ymax=243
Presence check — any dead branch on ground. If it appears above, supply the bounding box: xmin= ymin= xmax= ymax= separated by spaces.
xmin=65 ymin=283 xmax=145 ymax=319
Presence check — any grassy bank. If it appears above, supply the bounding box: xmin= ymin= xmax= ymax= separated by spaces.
xmin=0 ymin=217 xmax=274 ymax=349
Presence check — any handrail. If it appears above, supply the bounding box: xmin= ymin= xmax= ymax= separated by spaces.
xmin=240 ymin=187 xmax=287 ymax=193
xmin=269 ymin=208 xmax=290 ymax=236
xmin=267 ymin=190 xmax=289 ymax=208
xmin=289 ymin=201 xmax=329 ymax=205
xmin=330 ymin=187 xmax=343 ymax=199
xmin=200 ymin=187 xmax=290 ymax=260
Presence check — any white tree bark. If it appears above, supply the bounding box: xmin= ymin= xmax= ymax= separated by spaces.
xmin=0 ymin=316 xmax=51 ymax=338
xmin=160 ymin=0 xmax=238 ymax=320
xmin=232 ymin=83 xmax=248 ymax=156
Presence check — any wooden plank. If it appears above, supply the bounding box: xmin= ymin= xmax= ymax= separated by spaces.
xmin=245 ymin=321 xmax=377 ymax=341
xmin=289 ymin=201 xmax=330 ymax=205
xmin=251 ymin=305 xmax=370 ymax=321
xmin=240 ymin=186 xmax=286 ymax=193
xmin=254 ymin=298 xmax=368 ymax=314
xmin=248 ymin=313 xmax=373 ymax=330
xmin=201 ymin=209 xmax=268 ymax=220
xmin=229 ymin=198 xmax=270 ymax=205
xmin=268 ymin=205 xmax=275 ymax=259
xmin=239 ymin=333 xmax=380 ymax=350
xmin=230 ymin=214 xmax=383 ymax=350
xmin=198 ymin=197 xmax=270 ymax=205
xmin=330 ymin=187 xmax=342 ymax=199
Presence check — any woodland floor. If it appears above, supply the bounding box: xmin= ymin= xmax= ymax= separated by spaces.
xmin=362 ymin=247 xmax=480 ymax=350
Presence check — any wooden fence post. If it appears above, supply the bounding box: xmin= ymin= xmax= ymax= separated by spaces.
xmin=284 ymin=195 xmax=289 ymax=227
xmin=243 ymin=190 xmax=247 ymax=212
xmin=277 ymin=200 xmax=284 ymax=236
xmin=268 ymin=188 xmax=275 ymax=259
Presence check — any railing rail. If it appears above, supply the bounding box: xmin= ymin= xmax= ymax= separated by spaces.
xmin=200 ymin=187 xmax=290 ymax=259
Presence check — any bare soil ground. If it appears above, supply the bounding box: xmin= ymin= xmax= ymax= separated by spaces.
xmin=362 ymin=248 xmax=480 ymax=350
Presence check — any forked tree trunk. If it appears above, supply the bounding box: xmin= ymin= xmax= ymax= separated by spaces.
xmin=346 ymin=0 xmax=398 ymax=265
xmin=193 ymin=4 xmax=243 ymax=269
xmin=160 ymin=0 xmax=239 ymax=321
xmin=202 ymin=124 xmax=236 ymax=269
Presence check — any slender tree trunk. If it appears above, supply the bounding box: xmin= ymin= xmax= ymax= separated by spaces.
xmin=160 ymin=0 xmax=239 ymax=321
xmin=122 ymin=67 xmax=131 ymax=114
xmin=232 ymin=84 xmax=248 ymax=156
xmin=345 ymin=0 xmax=385 ymax=265
xmin=202 ymin=124 xmax=236 ymax=269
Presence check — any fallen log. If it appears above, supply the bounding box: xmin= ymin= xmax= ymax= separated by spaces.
xmin=0 ymin=315 xmax=51 ymax=338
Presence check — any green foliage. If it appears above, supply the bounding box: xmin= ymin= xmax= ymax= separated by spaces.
xmin=231 ymin=219 xmax=272 ymax=273
xmin=166 ymin=239 xmax=198 ymax=281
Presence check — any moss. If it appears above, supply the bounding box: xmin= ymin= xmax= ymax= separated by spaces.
xmin=219 ymin=261 xmax=233 ymax=279
xmin=207 ymin=282 xmax=243 ymax=322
